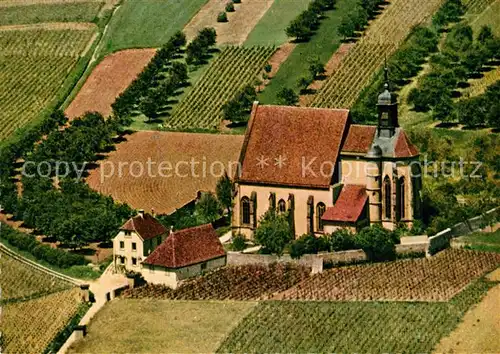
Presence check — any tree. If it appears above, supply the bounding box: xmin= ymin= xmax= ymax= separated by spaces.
xmin=168 ymin=31 xmax=187 ymax=48
xmin=309 ymin=59 xmax=326 ymax=79
xmin=338 ymin=16 xmax=356 ymax=39
xmin=445 ymin=23 xmax=473 ymax=53
xmin=170 ymin=62 xmax=189 ymax=85
xmin=139 ymin=93 xmax=159 ymax=121
xmin=277 ymin=87 xmax=299 ymax=106
xmin=225 ymin=2 xmax=235 ymax=12
xmin=286 ymin=19 xmax=313 ymax=41
xmin=216 ymin=173 xmax=233 ymax=218
xmin=217 ymin=11 xmax=228 ymax=22
xmin=432 ymin=95 xmax=457 ymax=122
xmin=354 ymin=224 xmax=397 ymax=261
xmin=198 ymin=27 xmax=217 ymax=47
xmin=477 ymin=25 xmax=494 ymax=45
xmin=254 ymin=210 xmax=293 ymax=256
xmin=195 ymin=192 xmax=221 ymax=223
xmin=297 ymin=76 xmax=312 ymax=92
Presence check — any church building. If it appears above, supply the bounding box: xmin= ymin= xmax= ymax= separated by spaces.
xmin=233 ymin=80 xmax=422 ymax=238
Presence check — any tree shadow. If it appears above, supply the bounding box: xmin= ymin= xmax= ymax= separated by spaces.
xmin=457 ymin=81 xmax=471 ymax=88
xmin=98 ymin=241 xmax=113 ymax=249
xmin=435 ymin=122 xmax=459 ymax=129
xmin=226 ymin=121 xmax=248 ymax=129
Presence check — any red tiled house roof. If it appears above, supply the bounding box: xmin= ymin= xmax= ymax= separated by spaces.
xmin=143 ymin=224 xmax=225 ymax=268
xmin=322 ymin=185 xmax=368 ymax=223
xmin=341 ymin=125 xmax=376 ymax=154
xmin=120 ymin=213 xmax=167 ymax=240
xmin=238 ymin=104 xmax=350 ymax=189
xmin=394 ymin=130 xmax=419 ymax=158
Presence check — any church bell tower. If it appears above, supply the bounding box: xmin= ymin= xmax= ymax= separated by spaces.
xmin=377 ymin=67 xmax=398 ymax=138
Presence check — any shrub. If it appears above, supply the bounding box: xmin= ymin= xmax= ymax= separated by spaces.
xmin=326 ymin=229 xmax=357 ymax=251
xmin=290 ymin=234 xmax=329 ymax=259
xmin=354 ymin=224 xmax=397 ymax=261
xmin=217 ymin=11 xmax=228 ymax=22
xmin=277 ymin=87 xmax=299 ymax=106
xmin=264 ymin=64 xmax=272 ymax=73
xmin=232 ymin=234 xmax=247 ymax=251
xmin=0 ymin=225 xmax=86 ymax=268
xmin=225 ymin=2 xmax=235 ymax=12
xmin=254 ymin=210 xmax=293 ymax=256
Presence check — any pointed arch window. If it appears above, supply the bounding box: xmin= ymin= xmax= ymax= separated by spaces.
xmin=316 ymin=203 xmax=326 ymax=231
xmin=307 ymin=196 xmax=314 ymax=234
xmin=241 ymin=197 xmax=251 ymax=225
xmin=278 ymin=199 xmax=286 ymax=214
xmin=397 ymin=177 xmax=405 ymax=221
xmin=383 ymin=176 xmax=392 ymax=220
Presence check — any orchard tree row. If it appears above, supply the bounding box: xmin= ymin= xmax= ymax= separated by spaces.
xmin=408 ymin=23 xmax=500 ymax=125
xmin=285 ymin=0 xmax=336 ymax=42
xmin=0 ymin=111 xmax=134 ymax=249
xmin=112 ymin=28 xmax=217 ymax=122
xmin=337 ymin=0 xmax=385 ymax=39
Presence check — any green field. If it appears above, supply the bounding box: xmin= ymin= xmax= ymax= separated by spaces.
xmin=68 ymin=300 xmax=256 ymax=353
xmin=0 ymin=28 xmax=95 ymax=139
xmin=218 ymin=279 xmax=495 ymax=353
xmin=257 ymin=0 xmax=356 ymax=104
xmin=458 ymin=229 xmax=500 ymax=253
xmin=0 ymin=2 xmax=103 ymax=26
xmin=244 ymin=0 xmax=312 ymax=46
xmin=101 ymin=0 xmax=208 ymax=54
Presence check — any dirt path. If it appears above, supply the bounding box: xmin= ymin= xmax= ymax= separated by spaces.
xmin=300 ymin=43 xmax=356 ymax=106
xmin=256 ymin=42 xmax=295 ymax=92
xmin=183 ymin=0 xmax=274 ymax=45
xmin=434 ymin=279 xmax=500 ymax=353
xmin=0 ymin=22 xmax=96 ymax=31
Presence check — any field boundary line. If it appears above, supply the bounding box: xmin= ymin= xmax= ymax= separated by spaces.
xmin=0 ymin=22 xmax=96 ymax=31
xmin=0 ymin=242 xmax=83 ymax=286
xmin=0 ymin=0 xmax=103 ymax=7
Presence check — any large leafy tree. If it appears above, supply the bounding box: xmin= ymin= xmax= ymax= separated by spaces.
xmin=254 ymin=210 xmax=293 ymax=256
xmin=216 ymin=173 xmax=234 ymax=218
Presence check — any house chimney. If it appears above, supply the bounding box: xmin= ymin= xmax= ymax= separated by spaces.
xmin=170 ymin=226 xmax=174 ymax=235
xmin=138 ymin=209 xmax=145 ymax=218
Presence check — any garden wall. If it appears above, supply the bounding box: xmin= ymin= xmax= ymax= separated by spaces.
xmin=228 ymin=207 xmax=498 ymax=266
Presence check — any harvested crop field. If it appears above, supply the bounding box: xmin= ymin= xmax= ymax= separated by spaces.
xmin=65 ymin=48 xmax=156 ymax=119
xmin=86 ymin=131 xmax=244 ymax=215
xmin=68 ymin=300 xmax=256 ymax=353
xmin=275 ymin=249 xmax=500 ymax=301
xmin=183 ymin=0 xmax=274 ymax=45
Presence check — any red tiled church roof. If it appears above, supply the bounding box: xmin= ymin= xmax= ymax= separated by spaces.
xmin=322 ymin=185 xmax=368 ymax=223
xmin=239 ymin=104 xmax=350 ymax=188
xmin=120 ymin=212 xmax=167 ymax=240
xmin=341 ymin=125 xmax=376 ymax=154
xmin=395 ymin=130 xmax=419 ymax=158
xmin=143 ymin=224 xmax=225 ymax=268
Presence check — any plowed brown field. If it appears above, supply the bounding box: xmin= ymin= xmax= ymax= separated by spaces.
xmin=86 ymin=131 xmax=243 ymax=214
xmin=65 ymin=48 xmax=156 ymax=119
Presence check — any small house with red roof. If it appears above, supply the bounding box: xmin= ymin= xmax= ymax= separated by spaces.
xmin=233 ymin=79 xmax=422 ymax=238
xmin=113 ymin=210 xmax=168 ymax=271
xmin=141 ymin=224 xmax=226 ymax=288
